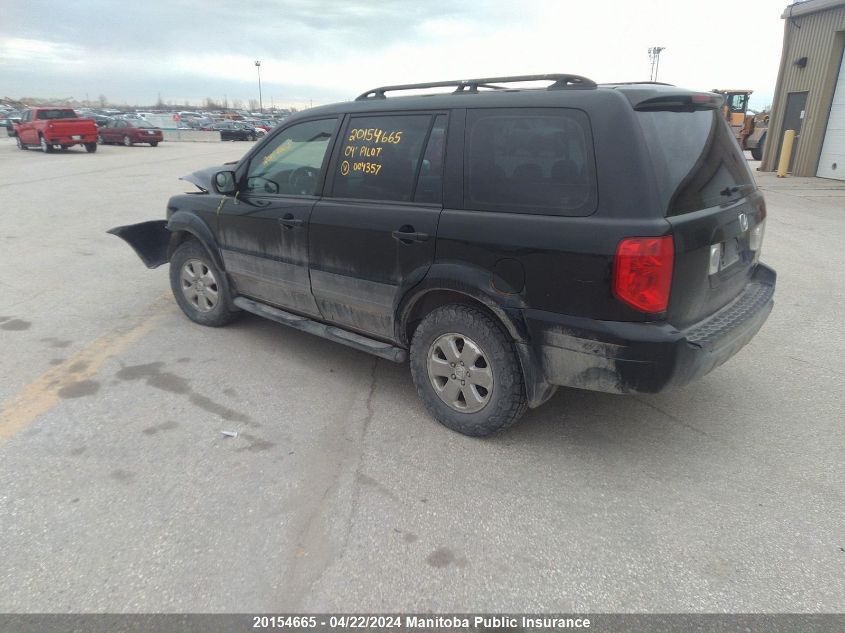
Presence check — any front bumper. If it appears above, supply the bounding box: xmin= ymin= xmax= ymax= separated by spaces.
xmin=523 ymin=264 xmax=776 ymax=395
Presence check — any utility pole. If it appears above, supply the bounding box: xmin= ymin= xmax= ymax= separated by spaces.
xmin=254 ymin=60 xmax=263 ymax=113
xmin=648 ymin=47 xmax=665 ymax=82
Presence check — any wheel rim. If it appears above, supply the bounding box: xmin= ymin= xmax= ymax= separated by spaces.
xmin=41 ymin=137 xmax=47 ymax=151
xmin=180 ymin=258 xmax=219 ymax=312
xmin=427 ymin=333 xmax=493 ymax=413
xmin=124 ymin=136 xmax=131 ymax=146
xmin=97 ymin=135 xmax=103 ymax=143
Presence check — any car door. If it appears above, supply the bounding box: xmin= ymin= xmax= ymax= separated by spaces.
xmin=102 ymin=119 xmax=118 ymax=143
xmin=309 ymin=112 xmax=448 ymax=340
xmin=215 ymin=117 xmax=340 ymax=316
xmin=18 ymin=109 xmax=34 ymax=144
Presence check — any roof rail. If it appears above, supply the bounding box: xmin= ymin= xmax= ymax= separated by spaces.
xmin=355 ymin=74 xmax=597 ymax=101
xmin=601 ymin=81 xmax=675 ymax=87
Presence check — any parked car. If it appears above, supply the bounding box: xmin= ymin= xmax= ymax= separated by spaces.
xmin=211 ymin=121 xmax=259 ymax=141
xmin=14 ymin=107 xmax=98 ymax=152
xmin=1 ymin=114 xmax=21 ymax=136
xmin=87 ymin=113 xmax=113 ymax=127
xmin=109 ymin=74 xmax=776 ymax=437
xmin=98 ymin=118 xmax=163 ymax=146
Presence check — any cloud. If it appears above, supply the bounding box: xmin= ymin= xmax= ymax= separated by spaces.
xmin=0 ymin=0 xmax=785 ymax=109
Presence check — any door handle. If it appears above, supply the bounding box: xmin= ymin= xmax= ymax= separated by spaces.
xmin=392 ymin=226 xmax=429 ymax=243
xmin=279 ymin=213 xmax=304 ymax=228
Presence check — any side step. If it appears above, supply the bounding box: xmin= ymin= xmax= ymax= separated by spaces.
xmin=233 ymin=296 xmax=408 ymax=363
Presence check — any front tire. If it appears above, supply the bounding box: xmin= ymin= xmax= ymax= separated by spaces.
xmin=410 ymin=304 xmax=527 ymax=436
xmin=169 ymin=240 xmax=239 ymax=327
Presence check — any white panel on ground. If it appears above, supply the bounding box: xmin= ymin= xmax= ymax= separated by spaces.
xmin=818 ymin=49 xmax=845 ymax=180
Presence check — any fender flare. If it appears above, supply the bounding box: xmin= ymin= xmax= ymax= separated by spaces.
xmin=395 ymin=262 xmax=529 ymax=346
xmin=166 ymin=211 xmax=224 ymax=271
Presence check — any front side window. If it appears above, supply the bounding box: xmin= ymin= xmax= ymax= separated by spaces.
xmin=332 ymin=114 xmax=432 ymax=202
xmin=465 ymin=108 xmax=596 ymax=215
xmin=245 ymin=118 xmax=337 ymax=196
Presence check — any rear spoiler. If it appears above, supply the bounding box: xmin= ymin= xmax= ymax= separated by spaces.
xmin=633 ymin=92 xmax=725 ymax=112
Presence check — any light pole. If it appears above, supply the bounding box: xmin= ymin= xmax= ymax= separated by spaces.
xmin=648 ymin=47 xmax=665 ymax=82
xmin=254 ymin=60 xmax=263 ymax=114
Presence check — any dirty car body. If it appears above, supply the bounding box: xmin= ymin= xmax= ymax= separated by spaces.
xmin=110 ymin=74 xmax=776 ymax=436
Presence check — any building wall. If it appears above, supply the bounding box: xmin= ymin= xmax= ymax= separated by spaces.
xmin=763 ymin=3 xmax=845 ymax=175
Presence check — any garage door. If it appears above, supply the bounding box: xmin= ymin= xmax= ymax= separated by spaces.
xmin=817 ymin=48 xmax=845 ymax=180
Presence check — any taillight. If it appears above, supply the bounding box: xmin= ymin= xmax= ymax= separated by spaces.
xmin=613 ymin=236 xmax=674 ymax=313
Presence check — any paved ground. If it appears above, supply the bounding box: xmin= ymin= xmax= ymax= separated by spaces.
xmin=0 ymin=139 xmax=843 ymax=613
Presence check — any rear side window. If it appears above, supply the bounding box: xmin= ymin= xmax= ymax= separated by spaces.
xmin=333 ymin=114 xmax=431 ymax=202
xmin=638 ymin=109 xmax=756 ymax=215
xmin=415 ymin=114 xmax=447 ymax=204
xmin=465 ymin=108 xmax=597 ymax=216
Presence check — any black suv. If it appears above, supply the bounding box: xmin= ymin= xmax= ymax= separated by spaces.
xmin=111 ymin=74 xmax=776 ymax=436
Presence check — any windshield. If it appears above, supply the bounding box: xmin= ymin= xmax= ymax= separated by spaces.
xmin=638 ymin=109 xmax=756 ymax=215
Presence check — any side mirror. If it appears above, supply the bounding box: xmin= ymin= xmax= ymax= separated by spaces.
xmin=214 ymin=170 xmax=237 ymax=195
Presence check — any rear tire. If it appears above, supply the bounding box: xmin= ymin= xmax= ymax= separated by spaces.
xmin=150 ymin=141 xmax=158 ymax=147
xmin=750 ymin=133 xmax=766 ymax=161
xmin=84 ymin=142 xmax=97 ymax=153
xmin=40 ymin=135 xmax=53 ymax=153
xmin=410 ymin=304 xmax=527 ymax=437
xmin=169 ymin=240 xmax=239 ymax=327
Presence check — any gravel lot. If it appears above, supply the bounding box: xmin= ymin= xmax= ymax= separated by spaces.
xmin=0 ymin=137 xmax=843 ymax=612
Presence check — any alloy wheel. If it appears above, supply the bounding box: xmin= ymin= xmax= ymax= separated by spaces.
xmin=427 ymin=333 xmax=494 ymax=413
xmin=180 ymin=259 xmax=219 ymax=312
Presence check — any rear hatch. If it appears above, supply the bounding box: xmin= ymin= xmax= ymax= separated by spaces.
xmin=636 ymin=102 xmax=766 ymax=329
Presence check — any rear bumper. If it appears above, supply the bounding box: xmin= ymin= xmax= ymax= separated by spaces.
xmin=523 ymin=264 xmax=776 ymax=395
xmin=45 ymin=136 xmax=97 ymax=145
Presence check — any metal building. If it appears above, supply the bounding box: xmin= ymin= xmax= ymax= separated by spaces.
xmin=763 ymin=0 xmax=845 ymax=179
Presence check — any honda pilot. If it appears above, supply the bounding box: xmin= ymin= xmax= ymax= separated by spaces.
xmin=110 ymin=74 xmax=776 ymax=436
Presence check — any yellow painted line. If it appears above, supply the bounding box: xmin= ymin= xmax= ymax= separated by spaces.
xmin=0 ymin=294 xmax=171 ymax=445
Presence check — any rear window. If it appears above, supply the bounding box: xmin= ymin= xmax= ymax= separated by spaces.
xmin=465 ymin=108 xmax=597 ymax=216
xmin=37 ymin=109 xmax=77 ymax=120
xmin=638 ymin=109 xmax=756 ymax=215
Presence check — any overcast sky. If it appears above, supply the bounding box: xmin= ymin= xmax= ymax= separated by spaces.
xmin=1 ymin=0 xmax=787 ymax=110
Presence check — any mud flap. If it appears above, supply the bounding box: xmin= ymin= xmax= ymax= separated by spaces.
xmin=107 ymin=220 xmax=171 ymax=268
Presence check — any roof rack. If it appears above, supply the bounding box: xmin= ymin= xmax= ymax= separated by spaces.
xmin=355 ymin=74 xmax=597 ymax=101
xmin=601 ymin=81 xmax=675 ymax=87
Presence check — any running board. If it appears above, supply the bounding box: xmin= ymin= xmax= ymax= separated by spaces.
xmin=233 ymin=297 xmax=408 ymax=363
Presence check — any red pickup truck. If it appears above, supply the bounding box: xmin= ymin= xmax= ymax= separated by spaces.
xmin=14 ymin=107 xmax=98 ymax=153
